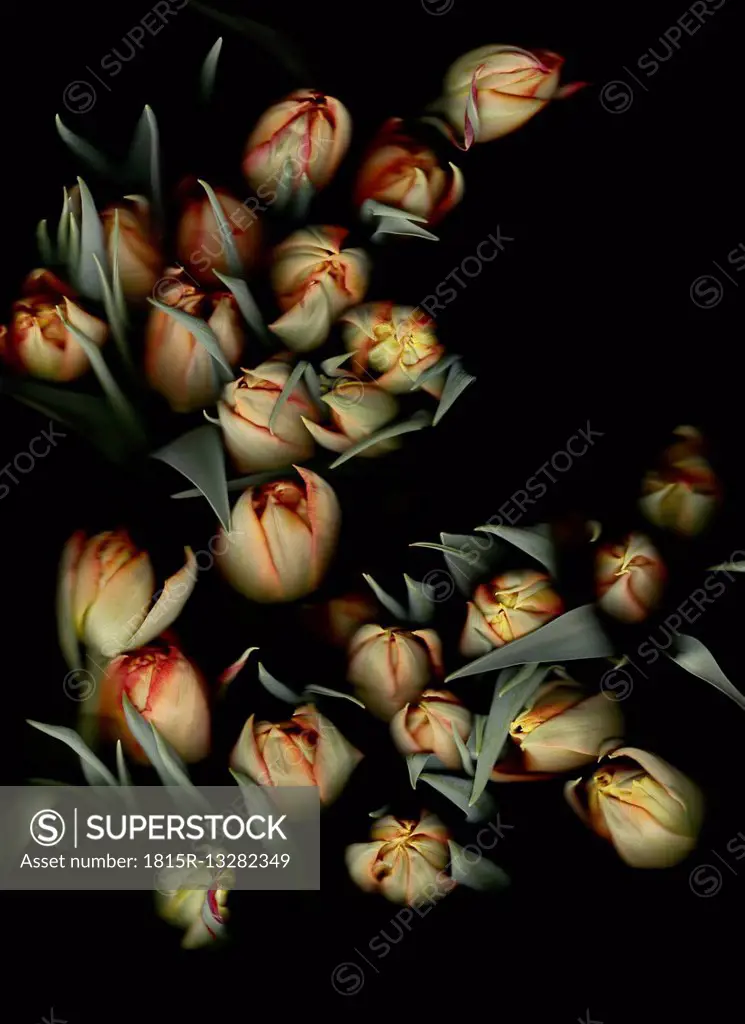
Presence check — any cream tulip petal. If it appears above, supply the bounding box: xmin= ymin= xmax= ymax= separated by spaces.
xmin=345 ymin=841 xmax=386 ymax=893
xmin=403 ymin=847 xmax=445 ymax=904
xmin=379 ymin=848 xmax=409 ymax=904
xmin=301 ymin=416 xmax=352 ymax=454
xmin=564 ymin=778 xmax=592 ymax=826
xmin=57 ymin=530 xmax=86 ymax=670
xmin=459 ymin=602 xmax=498 ymax=658
xmin=217 ymin=487 xmax=282 ymax=601
xmin=607 ymin=746 xmax=704 ymax=826
xmin=83 ymin=551 xmax=156 ymax=655
xmin=124 ymin=548 xmax=198 ymax=651
xmin=411 ymin=629 xmax=444 ymax=676
xmin=296 ymin=466 xmax=341 ymax=589
xmin=261 ymin=499 xmax=313 ymax=601
xmin=314 ymin=713 xmax=363 ymax=804
xmin=230 ymin=715 xmax=269 ymax=782
xmin=599 ymin=794 xmax=694 ymax=868
xmin=219 ymin=403 xmax=311 ymax=473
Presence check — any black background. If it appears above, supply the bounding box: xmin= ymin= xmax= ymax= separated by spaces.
xmin=1 ymin=0 xmax=742 ymax=1020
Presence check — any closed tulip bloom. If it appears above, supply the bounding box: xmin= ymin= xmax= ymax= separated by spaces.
xmin=460 ymin=570 xmax=564 ymax=659
xmin=243 ymin=90 xmax=351 ymax=198
xmin=439 ymin=45 xmax=583 ymax=148
xmin=596 ymin=533 xmax=666 ymax=623
xmin=145 ymin=270 xmax=245 ymax=412
xmin=231 ymin=705 xmax=362 ymax=804
xmin=346 ymin=812 xmax=453 ymax=905
xmin=301 ymin=380 xmax=399 ymax=457
xmin=176 ymin=183 xmax=262 ymax=287
xmin=218 ymin=357 xmax=318 ymax=472
xmin=354 ymin=118 xmax=463 ymax=224
xmin=490 ymin=674 xmax=624 ymax=781
xmin=342 ymin=302 xmax=445 ymax=395
xmin=565 ymin=745 xmax=704 ymax=868
xmin=0 ymin=269 xmax=107 ymax=381
xmin=640 ymin=425 xmax=721 ymax=537
xmin=58 ymin=529 xmax=197 ymax=658
xmin=391 ymin=690 xmax=472 ymax=769
xmin=156 ymin=885 xmax=229 ymax=950
xmin=216 ymin=468 xmax=341 ymax=603
xmin=269 ymin=226 xmax=370 ymax=352
xmin=99 ymin=642 xmax=210 ymax=763
xmin=101 ymin=196 xmax=162 ymax=304
xmin=348 ymin=625 xmax=443 ymax=720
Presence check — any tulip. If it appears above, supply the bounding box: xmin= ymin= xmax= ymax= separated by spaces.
xmin=145 ymin=269 xmax=245 ymax=412
xmin=341 ymin=302 xmax=445 ymax=396
xmin=216 ymin=467 xmax=341 ymax=603
xmin=438 ymin=45 xmax=584 ymax=148
xmin=460 ymin=570 xmax=564 ymax=659
xmin=99 ymin=642 xmax=210 ymax=763
xmin=346 ymin=812 xmax=453 ymax=905
xmin=490 ymin=673 xmax=624 ymax=781
xmin=269 ymin=226 xmax=370 ymax=352
xmin=156 ymin=885 xmax=229 ymax=950
xmin=596 ymin=533 xmax=666 ymax=624
xmin=640 ymin=425 xmax=721 ymax=537
xmin=391 ymin=690 xmax=472 ymax=769
xmin=176 ymin=182 xmax=262 ymax=287
xmin=218 ymin=356 xmax=318 ymax=472
xmin=231 ymin=704 xmax=362 ymax=804
xmin=301 ymin=380 xmax=399 ymax=457
xmin=300 ymin=591 xmax=379 ymax=647
xmin=243 ymin=90 xmax=351 ymax=199
xmin=57 ymin=529 xmax=197 ymax=658
xmin=565 ymin=745 xmax=704 ymax=868
xmin=0 ymin=269 xmax=108 ymax=381
xmin=348 ymin=625 xmax=443 ymax=720
xmin=101 ymin=196 xmax=162 ymax=304
xmin=354 ymin=118 xmax=463 ymax=225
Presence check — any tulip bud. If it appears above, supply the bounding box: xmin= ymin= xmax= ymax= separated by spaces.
xmin=58 ymin=529 xmax=197 ymax=657
xmin=101 ymin=196 xmax=162 ymax=304
xmin=490 ymin=674 xmax=624 ymax=780
xmin=391 ymin=690 xmax=472 ymax=769
xmin=99 ymin=642 xmax=210 ymax=763
xmin=269 ymin=226 xmax=370 ymax=352
xmin=0 ymin=269 xmax=108 ymax=381
xmin=346 ymin=812 xmax=453 ymax=905
xmin=176 ymin=182 xmax=262 ymax=287
xmin=439 ymin=45 xmax=583 ymax=147
xmin=565 ymin=745 xmax=704 ymax=868
xmin=216 ymin=467 xmax=341 ymax=603
xmin=145 ymin=269 xmax=245 ymax=412
xmin=341 ymin=302 xmax=445 ymax=396
xmin=301 ymin=380 xmax=399 ymax=457
xmin=460 ymin=570 xmax=564 ymax=659
xmin=231 ymin=705 xmax=362 ymax=805
xmin=243 ymin=90 xmax=351 ymax=199
xmin=155 ymin=885 xmax=229 ymax=950
xmin=595 ymin=533 xmax=666 ymax=624
xmin=640 ymin=425 xmax=721 ymax=537
xmin=348 ymin=625 xmax=443 ymax=720
xmin=355 ymin=118 xmax=463 ymax=224
xmin=218 ymin=356 xmax=318 ymax=472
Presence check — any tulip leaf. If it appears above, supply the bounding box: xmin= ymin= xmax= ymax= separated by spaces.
xmin=128 ymin=106 xmax=163 ymax=226
xmin=26 ymin=720 xmax=118 ymax=786
xmin=667 ymin=635 xmax=745 ymax=711
xmin=170 ymin=468 xmax=294 ymax=500
xmin=371 ymin=217 xmax=439 ymax=243
xmin=147 ymin=297 xmax=234 ymax=382
xmin=419 ymin=773 xmax=495 ymax=823
xmin=288 ymin=173 xmax=315 ymax=221
xmin=303 ymin=684 xmax=366 ymax=708
xmin=368 ymin=804 xmax=390 ymax=818
xmin=329 ymin=410 xmax=432 ymax=469
xmin=404 ymin=574 xmax=435 ymax=625
xmin=200 ymin=37 xmax=223 ymax=101
xmin=121 ymin=694 xmax=207 ymax=804
xmin=76 ymin=177 xmax=107 ymax=302
xmin=219 ymin=646 xmax=260 ymax=689
xmin=151 ymin=424 xmax=231 ymax=532
xmin=446 ymin=604 xmax=615 ymax=682
xmin=475 ymin=523 xmax=557 ymax=576
xmin=55 ymin=309 xmax=146 ymax=446
xmin=199 ymin=179 xmax=243 ymax=280
xmin=57 ymin=187 xmax=71 ymax=262
xmin=67 ymin=207 xmax=81 ymax=286
xmin=302 ymin=363 xmax=324 ymax=413
xmin=453 ymin=727 xmax=474 ymax=776
xmin=447 ymin=840 xmax=510 ymax=892
xmin=467 ymin=714 xmax=487 ymax=757
xmin=268 ymin=360 xmax=309 ymax=436
xmin=257 ymin=661 xmax=301 ymax=704
xmin=320 ymin=352 xmax=354 ymax=376
xmin=407 ymin=753 xmax=438 ymax=788
xmin=410 ymin=531 xmax=490 ymax=597
xmin=93 ymin=254 xmax=132 ymax=373
xmin=212 ymin=270 xmax=269 ymax=344
xmin=111 ymin=208 xmax=129 ymax=333
xmin=709 ymin=560 xmax=745 ymax=572
xmin=54 ymin=114 xmax=115 ymax=177
xmin=469 ymin=664 xmax=550 ymax=806
xmin=116 ymin=741 xmax=132 ymax=787
xmin=360 ymin=200 xmax=430 ymax=224
xmin=433 ymin=359 xmax=476 ymax=426
xmin=410 ymin=354 xmax=460 ymax=392
xmin=362 ymin=573 xmax=408 ymax=621
xmin=37 ymin=219 xmax=54 ymax=264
